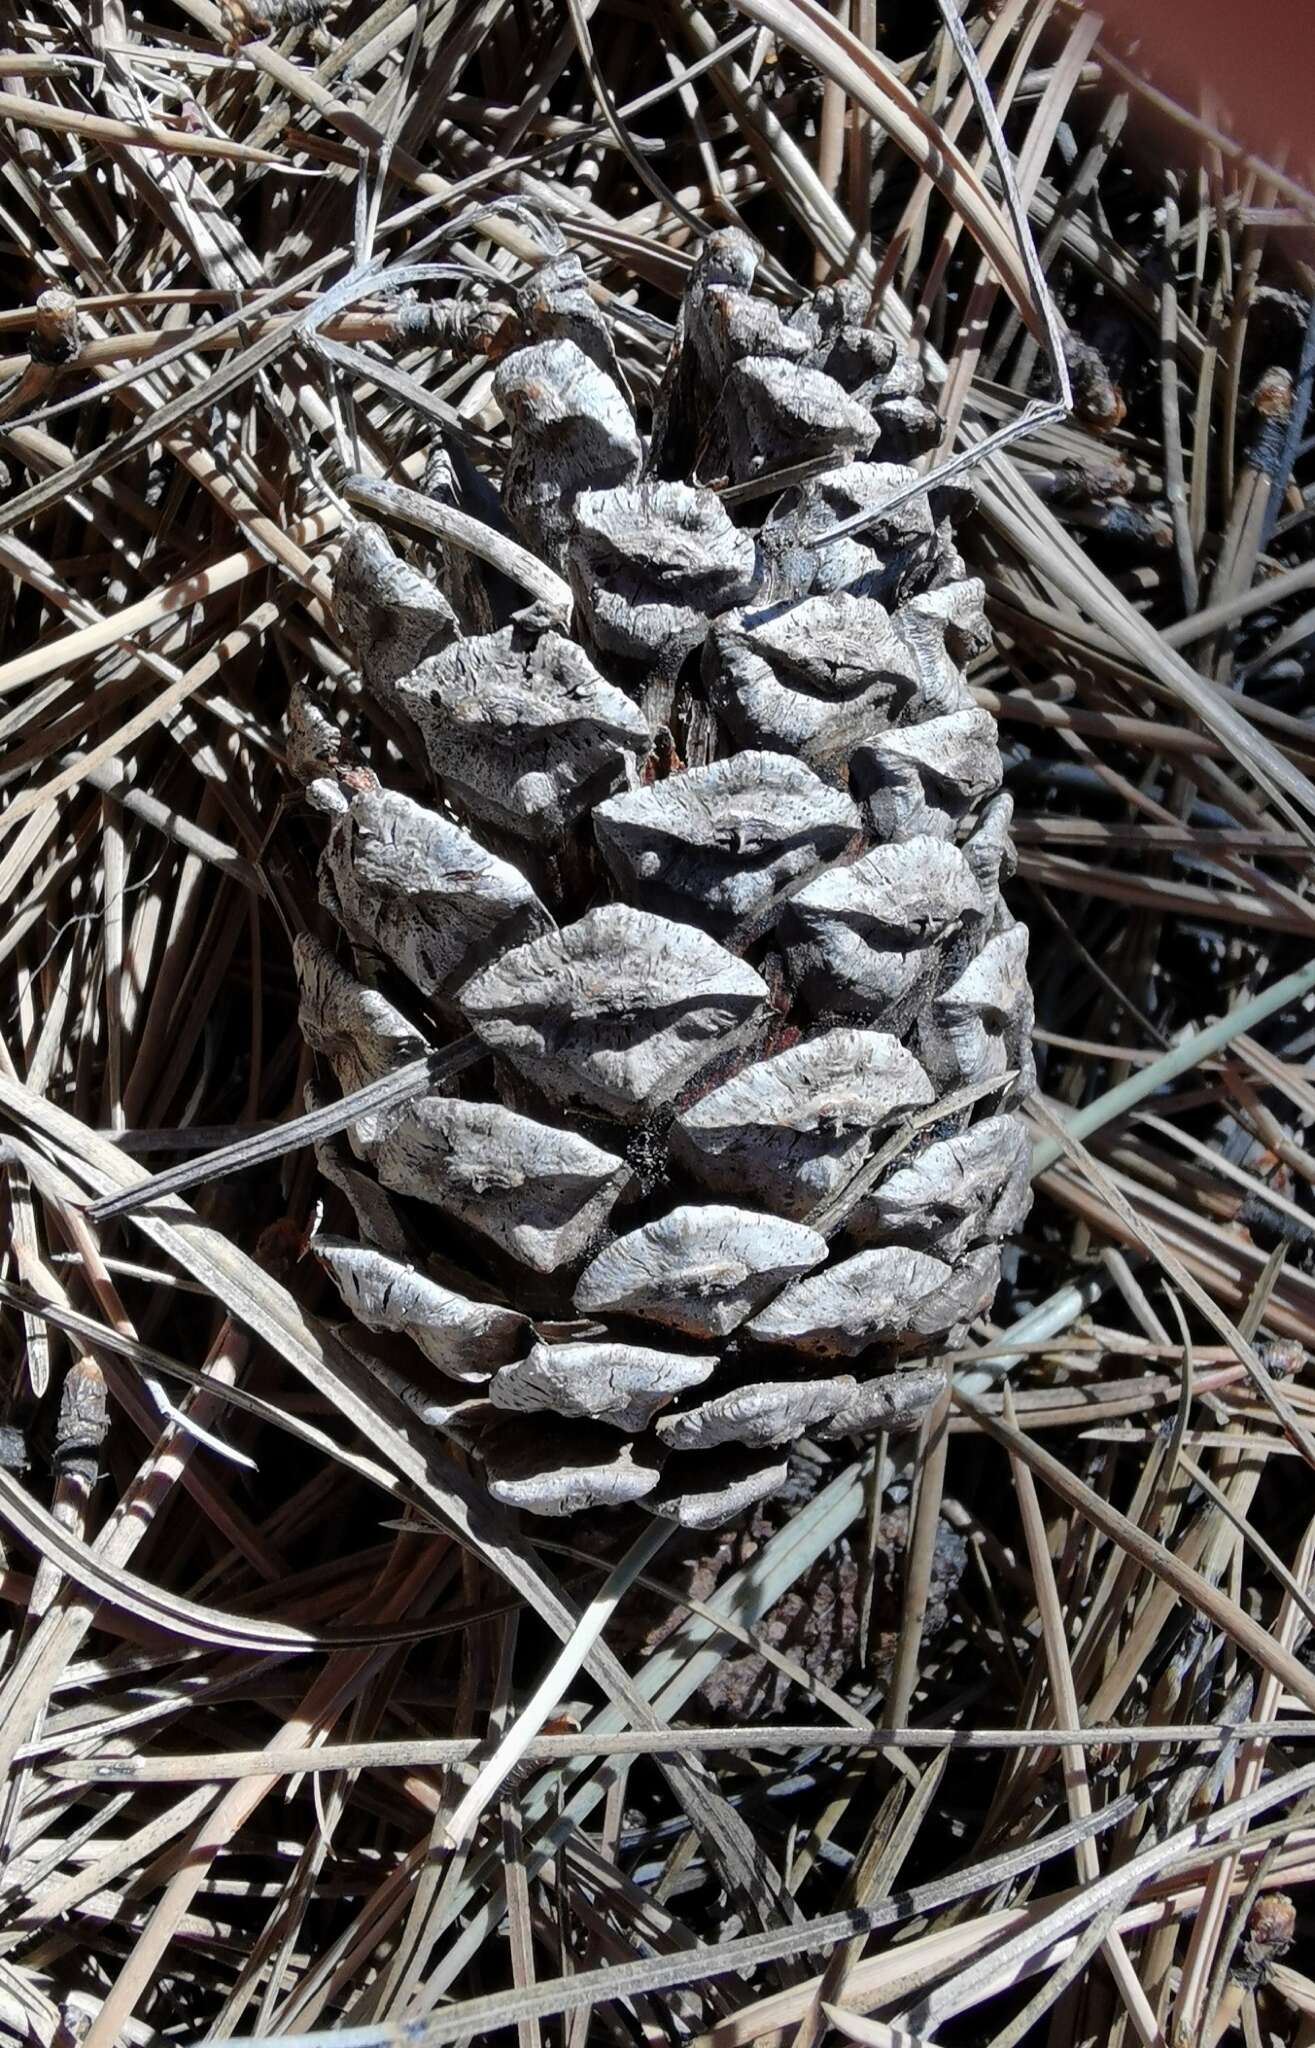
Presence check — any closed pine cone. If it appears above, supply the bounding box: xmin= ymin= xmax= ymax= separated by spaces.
xmin=292 ymin=231 xmax=1033 ymax=1529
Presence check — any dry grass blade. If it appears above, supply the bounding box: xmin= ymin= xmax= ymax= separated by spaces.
xmin=730 ymin=0 xmax=1052 ymax=335
xmin=953 ymin=1384 xmax=1315 ymax=1712
xmin=42 ymin=1716 xmax=1315 ymax=1783
xmin=86 ymin=1042 xmax=484 ymax=1221
xmin=226 ymin=1797 xmax=1141 ymax=2047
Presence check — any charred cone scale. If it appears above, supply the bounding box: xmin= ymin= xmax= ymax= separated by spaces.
xmin=294 ymin=233 xmax=1033 ymax=1528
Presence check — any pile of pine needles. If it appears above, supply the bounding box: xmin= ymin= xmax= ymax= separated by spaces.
xmin=2 ymin=1 xmax=1315 ymax=2042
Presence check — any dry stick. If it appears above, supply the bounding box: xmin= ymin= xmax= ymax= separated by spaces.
xmin=1159 ymin=173 xmax=1200 ymax=612
xmin=709 ymin=1851 xmax=1315 ymax=2048
xmin=243 ymin=1802 xmax=1145 ymax=2048
xmin=986 ymin=78 xmax=1128 ymax=388
xmin=811 ymin=0 xmax=849 ymax=285
xmin=889 ymin=0 xmax=1030 ymax=304
xmin=790 ymin=1762 xmax=947 ymax=2048
xmin=0 ymin=255 xmax=449 ymax=545
xmin=0 ymin=306 xmax=468 ymax=389
xmin=1030 ymin=954 xmax=1315 ymax=1176
xmin=340 ymin=1263 xmax=1101 ymax=2026
xmin=929 ymin=0 xmax=1089 ymax=449
xmin=3 ymin=595 xmax=290 ymax=834
xmin=0 ymin=1129 xmax=260 ymax=1476
xmin=0 ymin=1276 xmax=480 ymax=1502
xmin=901 ymin=1768 xmax=1315 ymax=2040
xmin=880 ymin=1381 xmax=950 ymax=1741
xmin=170 ymin=0 xmax=554 ymax=264
xmin=488 ymin=1616 xmax=541 ymax=2048
xmin=1014 ymin=851 xmax=1315 ymax=937
xmin=0 ymin=1322 xmax=250 ymax=1789
xmin=688 ymin=0 xmax=1315 ymax=832
xmin=228 ymin=1765 xmax=1315 ymax=2048
xmin=1174 ymin=1452 xmax=1315 ymax=1633
xmin=564 ymin=0 xmax=707 ymax=240
xmin=0 ymin=253 xmax=333 ymax=536
xmin=1040 ymin=1161 xmax=1315 ymax=1355
xmin=729 ymin=0 xmax=1051 ymax=331
xmin=85 ymin=1530 xmax=456 ymax=2048
xmin=977 ymin=446 xmax=1315 ymax=837
xmin=443 ymin=1519 xmax=673 ymax=1848
xmin=0 ymin=543 xmax=263 ymax=699
xmin=0 ymin=1356 xmax=109 ymax=1858
xmin=984 ymin=591 xmax=1315 ymax=763
xmin=386 ymin=1463 xmax=881 ymax=2012
xmin=0 ymin=1462 xmax=515 ymax=1658
xmin=976 ymin=1894 xmax=1148 ymax=2048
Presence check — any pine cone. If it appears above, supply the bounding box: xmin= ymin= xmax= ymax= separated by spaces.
xmin=294 ymin=233 xmax=1034 ymax=1528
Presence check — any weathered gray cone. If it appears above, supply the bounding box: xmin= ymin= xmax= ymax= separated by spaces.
xmin=294 ymin=227 xmax=1034 ymax=1525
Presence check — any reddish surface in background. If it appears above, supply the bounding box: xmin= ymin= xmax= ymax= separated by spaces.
xmin=1094 ymin=0 xmax=1314 ymax=178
